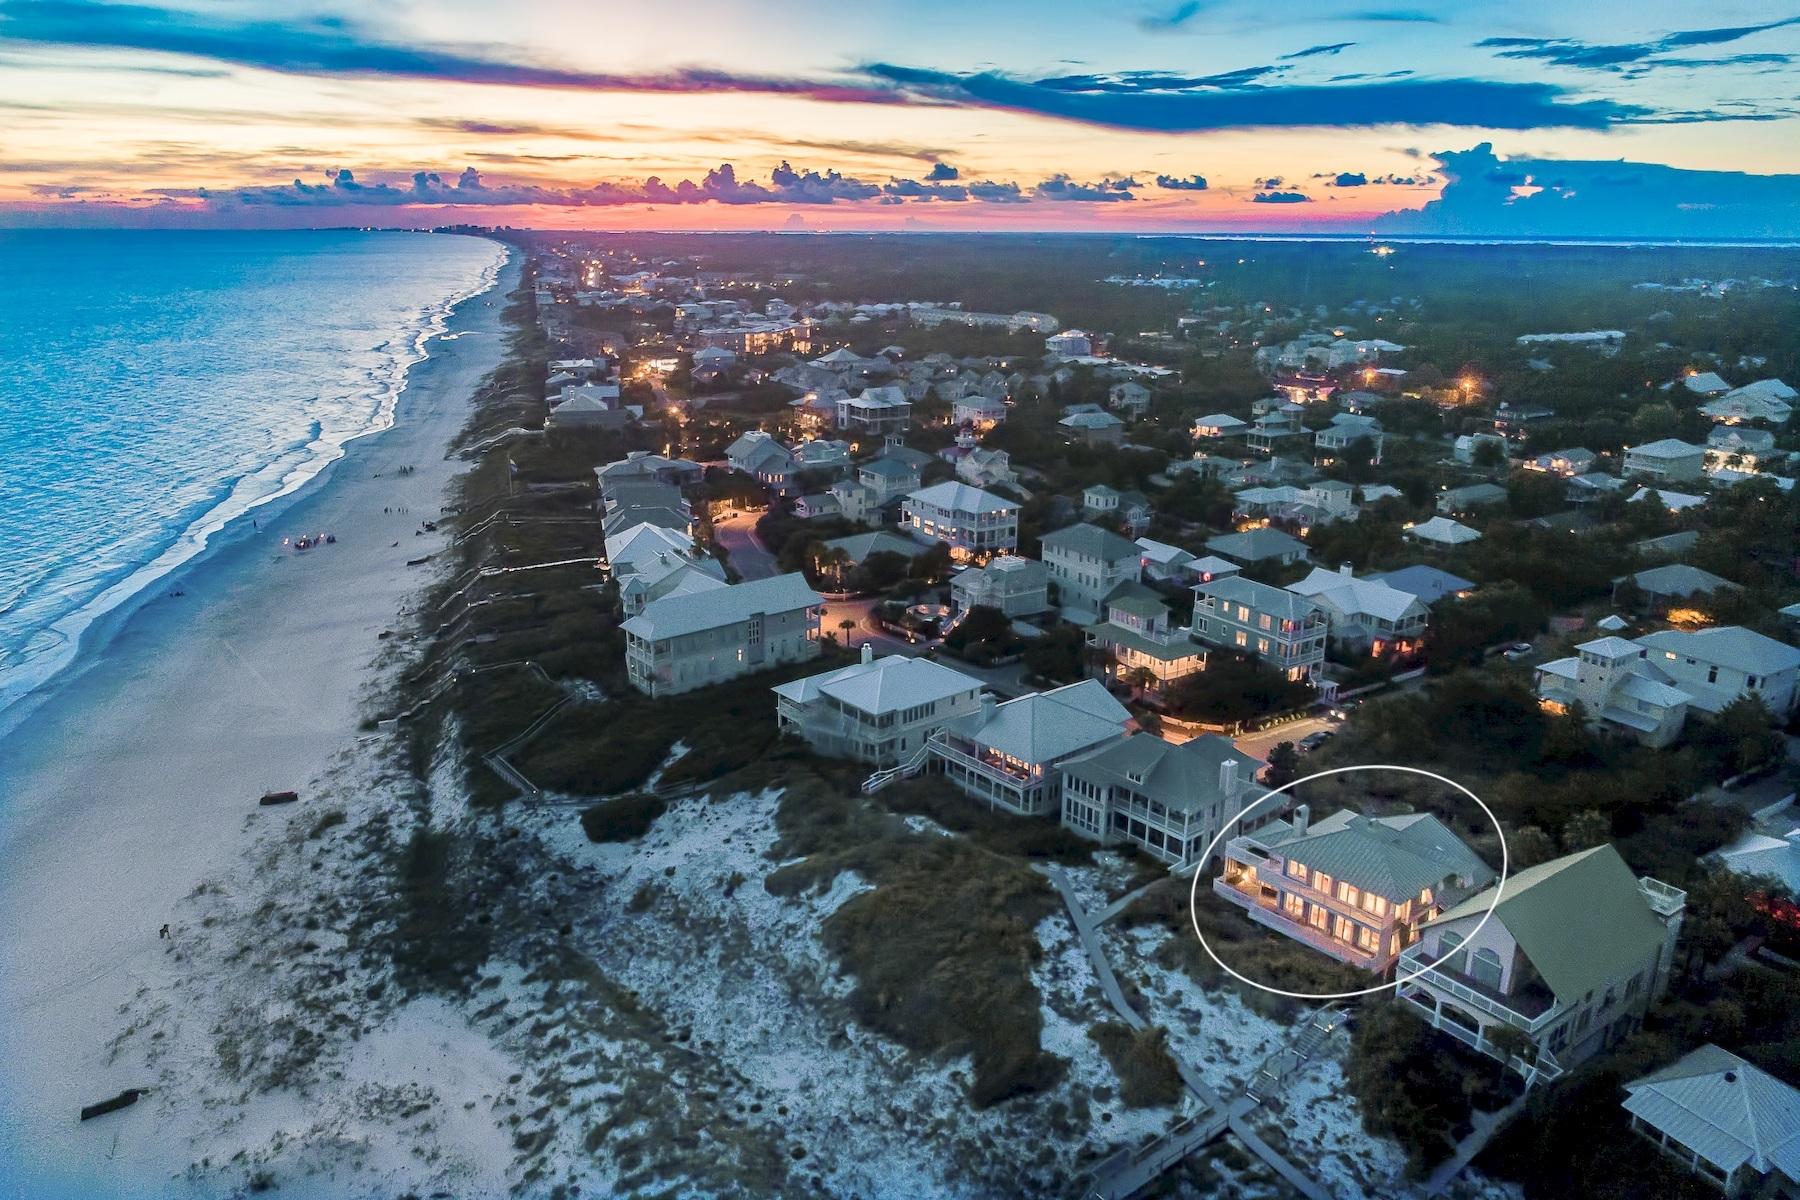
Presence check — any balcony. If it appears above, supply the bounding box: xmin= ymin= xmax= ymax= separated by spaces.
xmin=1638 ymin=876 xmax=1686 ymax=918
xmin=928 ymin=734 xmax=1033 ymax=790
xmin=1215 ymin=878 xmax=1380 ymax=965
xmin=1398 ymin=987 xmax=1564 ymax=1084
xmin=1397 ymin=943 xmax=1561 ymax=1033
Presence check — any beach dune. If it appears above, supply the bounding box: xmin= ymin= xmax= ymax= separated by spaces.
xmin=0 ymin=254 xmax=519 ymax=1197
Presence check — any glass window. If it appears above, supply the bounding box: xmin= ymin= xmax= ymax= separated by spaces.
xmin=1313 ymin=871 xmax=1333 ymax=895
xmin=1470 ymin=947 xmax=1504 ymax=990
xmin=1336 ymin=881 xmax=1361 ymax=907
xmin=1308 ymin=905 xmax=1328 ymax=930
xmin=1285 ymin=859 xmax=1308 ymax=882
xmin=1282 ymin=892 xmax=1305 ymax=917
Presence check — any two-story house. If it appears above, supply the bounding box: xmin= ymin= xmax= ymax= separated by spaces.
xmin=1041 ymin=523 xmax=1143 ymax=615
xmin=1535 ymin=635 xmax=1693 ymax=747
xmin=1215 ymin=805 xmax=1495 ymax=972
xmin=1192 ymin=575 xmax=1327 ymax=681
xmin=950 ymin=555 xmax=1051 ymax=618
xmin=857 ymin=456 xmax=922 ymax=507
xmin=836 ymin=386 xmax=912 ymax=436
xmin=1287 ymin=565 xmax=1430 ymax=658
xmin=1397 ymin=844 xmax=1686 ymax=1088
xmin=773 ymin=644 xmax=984 ymax=767
xmin=928 ymin=680 xmax=1133 ymax=817
xmin=1061 ymin=733 xmax=1265 ymax=868
xmin=1636 ymin=626 xmax=1800 ymax=717
xmin=956 ymin=447 xmax=1016 ymax=489
xmin=900 ymin=481 xmax=1019 ymax=561
xmin=605 ymin=521 xmax=728 ymax=616
xmin=725 ymin=430 xmax=798 ymax=495
xmin=1314 ymin=413 xmax=1384 ymax=465
xmin=622 ymin=572 xmax=823 ymax=697
xmin=1084 ymin=583 xmax=1207 ymax=700
xmin=1623 ymin=438 xmax=1707 ymax=483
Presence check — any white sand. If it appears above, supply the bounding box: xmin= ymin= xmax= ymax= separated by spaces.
xmin=0 ymin=249 xmax=519 ymax=1198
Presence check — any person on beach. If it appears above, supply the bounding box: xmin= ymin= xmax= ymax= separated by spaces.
xmin=158 ymin=924 xmax=169 ymax=940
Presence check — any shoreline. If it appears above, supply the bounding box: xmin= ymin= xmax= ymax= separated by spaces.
xmin=0 ymin=231 xmax=506 ymax=739
xmin=0 ymin=244 xmax=521 ymax=1199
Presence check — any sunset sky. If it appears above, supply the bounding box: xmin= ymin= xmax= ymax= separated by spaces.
xmin=2 ymin=0 xmax=1798 ymax=235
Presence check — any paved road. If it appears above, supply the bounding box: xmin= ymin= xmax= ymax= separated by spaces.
xmin=712 ymin=511 xmax=778 ymax=580
xmin=1234 ymin=713 xmax=1339 ymax=762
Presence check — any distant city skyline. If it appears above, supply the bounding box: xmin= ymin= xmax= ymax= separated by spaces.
xmin=2 ymin=0 xmax=1798 ymax=236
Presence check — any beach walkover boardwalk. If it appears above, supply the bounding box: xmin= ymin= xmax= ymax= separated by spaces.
xmin=1043 ymin=866 xmax=1339 ymax=1200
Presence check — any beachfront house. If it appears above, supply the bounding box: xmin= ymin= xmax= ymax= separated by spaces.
xmin=1621 ymin=1045 xmax=1800 ymax=1196
xmin=773 ymin=644 xmax=983 ymax=768
xmin=605 ymin=521 xmax=728 ymax=616
xmin=1084 ymin=583 xmax=1206 ymax=700
xmin=927 ymin=681 xmax=1133 ymax=817
xmin=1191 ymin=575 xmax=1327 ymax=681
xmin=1060 ymin=734 xmax=1264 ymax=868
xmin=900 ymin=481 xmax=1019 ymax=561
xmin=950 ymin=555 xmax=1051 ymax=618
xmin=1396 ymin=845 xmax=1687 ymax=1087
xmin=1215 ymin=805 xmax=1495 ymax=972
xmin=622 ymin=572 xmax=823 ymax=697
xmin=1041 ymin=523 xmax=1143 ymax=615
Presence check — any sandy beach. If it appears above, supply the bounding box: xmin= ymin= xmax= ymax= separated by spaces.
xmin=0 ymin=248 xmax=519 ymax=1199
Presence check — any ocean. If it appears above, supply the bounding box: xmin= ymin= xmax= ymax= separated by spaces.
xmin=0 ymin=228 xmax=505 ymax=724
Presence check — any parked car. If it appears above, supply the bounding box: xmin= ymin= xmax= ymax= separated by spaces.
xmin=1298 ymin=731 xmax=1335 ymax=753
xmin=1501 ymin=642 xmax=1534 ymax=661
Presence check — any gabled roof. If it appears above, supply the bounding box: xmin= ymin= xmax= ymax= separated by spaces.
xmin=1195 ymin=574 xmax=1322 ymax=622
xmin=1288 ymin=568 xmax=1426 ymax=624
xmin=772 ymin=654 xmax=981 ymax=716
xmin=606 ymin=521 xmax=695 ymax=569
xmin=1370 ymin=564 xmax=1475 ymax=604
xmin=1628 ymin=563 xmax=1738 ymax=598
xmin=949 ymin=679 xmax=1130 ymax=764
xmin=1426 ymin=845 xmax=1670 ymax=1004
xmin=904 ymin=481 xmax=1016 ymax=514
xmin=1257 ymin=809 xmax=1495 ymax=901
xmin=1638 ymin=626 xmax=1800 ymax=676
xmin=1135 ymin=537 xmax=1197 ymax=568
xmin=1042 ymin=522 xmax=1141 ymax=561
xmin=859 ymin=456 xmax=920 ymax=480
xmin=1623 ymin=1045 xmax=1800 ymax=1181
xmin=622 ymin=572 xmax=821 ymax=641
xmin=1206 ymin=527 xmax=1309 ymax=562
xmin=1061 ymin=733 xmax=1263 ymax=817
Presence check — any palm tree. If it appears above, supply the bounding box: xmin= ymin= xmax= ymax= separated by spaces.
xmin=839 ymin=617 xmax=858 ymax=647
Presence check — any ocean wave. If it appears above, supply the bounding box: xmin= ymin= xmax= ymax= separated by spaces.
xmin=0 ymin=234 xmax=510 ymax=728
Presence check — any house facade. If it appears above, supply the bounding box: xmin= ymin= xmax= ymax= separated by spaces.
xmin=1041 ymin=523 xmax=1143 ymax=613
xmin=725 ymin=430 xmax=797 ymax=494
xmin=1637 ymin=626 xmax=1800 ymax=716
xmin=1215 ymin=805 xmax=1495 ymax=972
xmin=1084 ymin=584 xmax=1207 ymax=699
xmin=773 ymin=645 xmax=983 ymax=767
xmin=1535 ymin=636 xmax=1692 ymax=747
xmin=1288 ymin=565 xmax=1430 ymax=657
xmin=622 ymin=573 xmax=824 ymax=697
xmin=1192 ymin=575 xmax=1328 ymax=681
xmin=1061 ymin=733 xmax=1264 ymax=868
xmin=928 ymin=681 xmax=1133 ymax=817
xmin=1397 ymin=845 xmax=1686 ymax=1087
xmin=1623 ymin=438 xmax=1706 ymax=483
xmin=900 ymin=481 xmax=1019 ymax=561
xmin=950 ymin=555 xmax=1051 ymax=618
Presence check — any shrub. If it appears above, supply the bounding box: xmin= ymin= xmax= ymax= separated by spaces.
xmin=579 ymin=794 xmax=668 ymax=843
xmin=1089 ymin=1022 xmax=1183 ymax=1107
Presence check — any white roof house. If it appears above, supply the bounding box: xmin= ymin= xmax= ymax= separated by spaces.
xmin=1622 ymin=1045 xmax=1800 ymax=1193
xmin=774 ymin=647 xmax=985 ymax=768
xmin=1636 ymin=626 xmax=1800 ymax=715
xmin=1629 ymin=487 xmax=1707 ymax=512
xmin=1701 ymin=379 xmax=1794 ymax=427
xmin=623 ymin=572 xmax=822 ymax=642
xmin=1407 ymin=516 xmax=1481 ymax=547
xmin=1714 ymin=825 xmax=1800 ymax=894
xmin=929 ymin=680 xmax=1133 ymax=817
xmin=1623 ymin=438 xmax=1706 ymax=483
xmin=1680 ymin=371 xmax=1732 ymax=396
xmin=1536 ymin=636 xmax=1693 ymax=746
xmin=1288 ymin=565 xmax=1429 ymax=652
xmin=901 ymin=481 xmax=1020 ymax=560
xmin=622 ymin=573 xmax=824 ymax=696
xmin=1193 ymin=413 xmax=1250 ymax=439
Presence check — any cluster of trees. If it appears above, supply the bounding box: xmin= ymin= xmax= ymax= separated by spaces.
xmin=1164 ymin=650 xmax=1316 ymax=726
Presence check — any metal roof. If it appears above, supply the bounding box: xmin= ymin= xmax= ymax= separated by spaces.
xmin=948 ymin=679 xmax=1130 ymax=765
xmin=1427 ymin=846 xmax=1670 ymax=1005
xmin=622 ymin=572 xmax=821 ymax=641
xmin=1288 ymin=568 xmax=1425 ymax=624
xmin=1623 ymin=1044 xmax=1800 ymax=1180
xmin=1196 ymin=574 xmax=1323 ymax=622
xmin=1371 ymin=564 xmax=1475 ymax=604
xmin=903 ymin=481 xmax=1017 ymax=514
xmin=1061 ymin=733 xmax=1264 ymax=817
xmin=772 ymin=654 xmax=981 ymax=716
xmin=1042 ymin=522 xmax=1141 ymax=561
xmin=1206 ymin=527 xmax=1309 ymax=562
xmin=1256 ymin=810 xmax=1495 ymax=900
xmin=1638 ymin=626 xmax=1800 ymax=677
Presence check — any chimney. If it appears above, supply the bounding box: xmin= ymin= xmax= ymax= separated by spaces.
xmin=979 ymin=694 xmax=997 ymax=725
xmin=1292 ymin=804 xmax=1310 ymax=835
xmin=1218 ymin=757 xmax=1238 ymax=797
xmin=1339 ymin=562 xmax=1354 ymax=577
xmin=860 ymin=641 xmax=874 ymax=665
